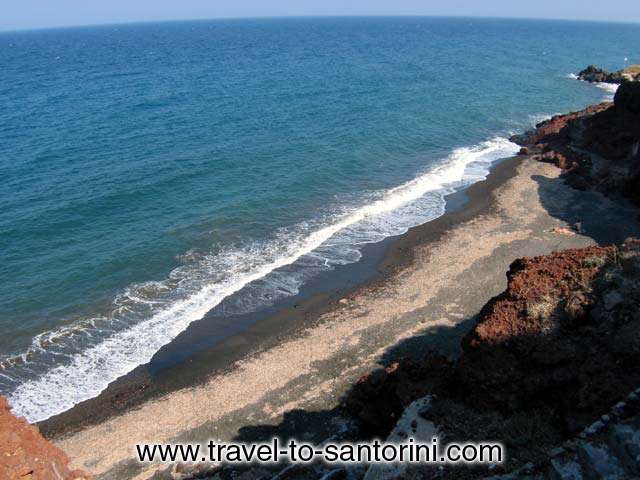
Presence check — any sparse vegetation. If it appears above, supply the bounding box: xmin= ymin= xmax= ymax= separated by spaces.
xmin=526 ymin=295 xmax=555 ymax=319
xmin=582 ymin=255 xmax=607 ymax=268
xmin=622 ymin=64 xmax=640 ymax=77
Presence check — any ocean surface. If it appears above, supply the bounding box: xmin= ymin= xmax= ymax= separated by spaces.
xmin=1 ymin=17 xmax=638 ymax=422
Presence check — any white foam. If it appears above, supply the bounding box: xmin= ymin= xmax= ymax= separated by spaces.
xmin=4 ymin=137 xmax=518 ymax=423
xmin=528 ymin=113 xmax=555 ymax=126
xmin=568 ymin=72 xmax=619 ymax=100
xmin=594 ymin=81 xmax=619 ymax=99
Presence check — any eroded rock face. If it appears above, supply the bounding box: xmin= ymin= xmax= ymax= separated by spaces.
xmin=346 ymin=241 xmax=640 ymax=441
xmin=511 ymin=83 xmax=640 ymax=205
xmin=458 ymin=240 xmax=640 ymax=433
xmin=615 ymin=80 xmax=640 ymax=114
xmin=0 ymin=396 xmax=90 ymax=480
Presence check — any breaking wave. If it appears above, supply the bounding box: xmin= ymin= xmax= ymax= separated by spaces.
xmin=2 ymin=137 xmax=519 ymax=423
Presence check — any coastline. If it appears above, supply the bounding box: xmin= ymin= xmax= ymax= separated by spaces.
xmin=39 ymin=155 xmax=522 ymax=439
xmin=3 ymin=17 xmax=640 ymax=480
xmin=47 ymin=150 xmax=640 ymax=479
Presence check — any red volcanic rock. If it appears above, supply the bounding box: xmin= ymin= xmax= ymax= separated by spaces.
xmin=511 ymin=103 xmax=610 ymax=148
xmin=0 ymin=396 xmax=90 ymax=480
xmin=462 ymin=245 xmax=615 ymax=348
xmin=457 ymin=241 xmax=640 ymax=432
xmin=512 ymin=95 xmax=640 ymax=205
xmin=345 ymin=241 xmax=640 ymax=438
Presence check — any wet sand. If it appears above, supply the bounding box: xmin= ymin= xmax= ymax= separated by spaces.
xmin=49 ymin=155 xmax=640 ymax=479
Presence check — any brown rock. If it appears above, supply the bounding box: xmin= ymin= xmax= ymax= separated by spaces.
xmin=510 ymin=93 xmax=640 ymax=206
xmin=457 ymin=243 xmax=640 ymax=431
xmin=519 ymin=147 xmax=531 ymax=156
xmin=0 ymin=396 xmax=91 ymax=480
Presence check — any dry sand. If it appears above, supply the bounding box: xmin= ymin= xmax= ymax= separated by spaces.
xmin=53 ymin=156 xmax=640 ymax=479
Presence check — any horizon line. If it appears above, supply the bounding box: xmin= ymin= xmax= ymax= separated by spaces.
xmin=2 ymin=13 xmax=640 ymax=34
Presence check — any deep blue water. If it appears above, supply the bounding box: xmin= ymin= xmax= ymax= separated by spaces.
xmin=1 ymin=17 xmax=637 ymax=422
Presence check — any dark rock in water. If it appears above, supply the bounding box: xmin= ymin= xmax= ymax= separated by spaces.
xmin=614 ymin=80 xmax=640 ymax=114
xmin=577 ymin=64 xmax=640 ymax=84
xmin=578 ymin=65 xmax=623 ymax=84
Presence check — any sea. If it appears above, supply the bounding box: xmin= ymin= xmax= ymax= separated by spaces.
xmin=0 ymin=17 xmax=637 ymax=423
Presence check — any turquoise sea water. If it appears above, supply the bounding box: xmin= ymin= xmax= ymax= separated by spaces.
xmin=0 ymin=17 xmax=638 ymax=422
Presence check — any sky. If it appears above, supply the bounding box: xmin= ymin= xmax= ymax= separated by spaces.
xmin=2 ymin=0 xmax=639 ymax=32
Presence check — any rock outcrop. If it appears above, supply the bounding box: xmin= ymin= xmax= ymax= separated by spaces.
xmin=511 ymin=78 xmax=640 ymax=205
xmin=458 ymin=240 xmax=640 ymax=432
xmin=342 ymin=240 xmax=640 ymax=479
xmin=616 ymin=79 xmax=640 ymax=114
xmin=0 ymin=396 xmax=90 ymax=480
xmin=577 ymin=64 xmax=640 ymax=83
xmin=577 ymin=65 xmax=625 ymax=84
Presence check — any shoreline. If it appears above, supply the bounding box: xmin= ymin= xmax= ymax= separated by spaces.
xmin=39 ymin=155 xmax=521 ymax=439
xmin=49 ymin=150 xmax=640 ymax=479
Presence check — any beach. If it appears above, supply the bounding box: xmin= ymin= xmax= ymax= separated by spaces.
xmin=44 ymin=152 xmax=640 ymax=479
xmin=2 ymin=13 xmax=640 ymax=480
xmin=1 ymin=18 xmax=625 ymax=426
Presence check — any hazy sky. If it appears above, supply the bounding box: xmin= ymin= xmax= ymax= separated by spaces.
xmin=2 ymin=0 xmax=639 ymax=32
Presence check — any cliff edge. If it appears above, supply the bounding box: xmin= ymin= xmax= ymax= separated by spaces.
xmin=0 ymin=396 xmax=90 ymax=480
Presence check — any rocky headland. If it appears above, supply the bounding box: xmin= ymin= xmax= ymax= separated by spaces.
xmin=577 ymin=64 xmax=640 ymax=84
xmin=511 ymin=80 xmax=640 ymax=205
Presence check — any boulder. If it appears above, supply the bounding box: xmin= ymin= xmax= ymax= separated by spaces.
xmin=614 ymin=80 xmax=640 ymax=115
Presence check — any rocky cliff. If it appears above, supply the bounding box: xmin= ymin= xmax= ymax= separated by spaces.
xmin=344 ymin=240 xmax=640 ymax=479
xmin=511 ymin=80 xmax=640 ymax=205
xmin=0 ymin=396 xmax=90 ymax=480
xmin=458 ymin=241 xmax=640 ymax=431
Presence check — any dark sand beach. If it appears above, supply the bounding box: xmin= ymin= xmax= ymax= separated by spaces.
xmin=44 ymin=152 xmax=640 ymax=479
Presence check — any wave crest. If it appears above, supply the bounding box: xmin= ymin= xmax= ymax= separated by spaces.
xmin=3 ymin=137 xmax=518 ymax=423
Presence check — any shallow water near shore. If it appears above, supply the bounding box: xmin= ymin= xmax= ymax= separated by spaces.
xmin=0 ymin=17 xmax=637 ymax=422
